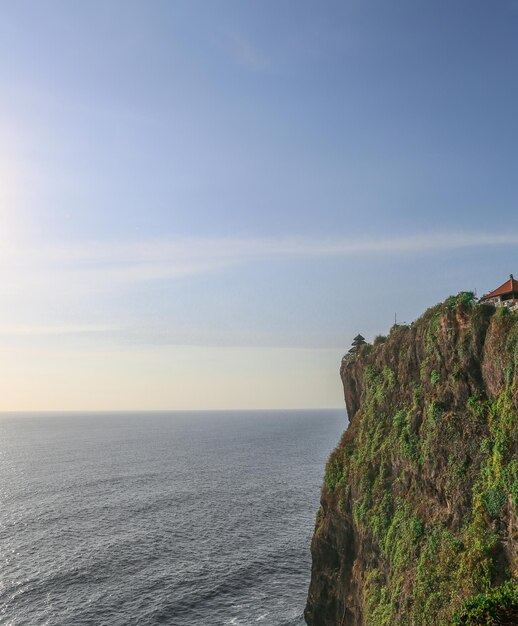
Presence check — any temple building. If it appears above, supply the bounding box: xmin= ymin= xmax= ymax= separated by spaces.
xmin=480 ymin=274 xmax=518 ymax=310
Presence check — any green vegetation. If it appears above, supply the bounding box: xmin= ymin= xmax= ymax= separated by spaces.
xmin=445 ymin=291 xmax=477 ymax=309
xmin=373 ymin=334 xmax=387 ymax=346
xmin=324 ymin=454 xmax=346 ymax=492
xmin=452 ymin=580 xmax=518 ymax=625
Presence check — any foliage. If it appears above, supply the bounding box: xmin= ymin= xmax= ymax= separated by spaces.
xmin=431 ymin=369 xmax=441 ymax=386
xmin=482 ymin=486 xmax=507 ymax=518
xmin=445 ymin=291 xmax=477 ymax=309
xmin=452 ymin=580 xmax=518 ymax=625
xmin=324 ymin=453 xmax=345 ymax=492
xmin=373 ymin=334 xmax=387 ymax=346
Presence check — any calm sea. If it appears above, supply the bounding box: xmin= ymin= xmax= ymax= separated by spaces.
xmin=0 ymin=410 xmax=345 ymax=626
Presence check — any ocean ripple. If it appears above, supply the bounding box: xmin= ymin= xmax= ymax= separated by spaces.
xmin=0 ymin=410 xmax=344 ymax=625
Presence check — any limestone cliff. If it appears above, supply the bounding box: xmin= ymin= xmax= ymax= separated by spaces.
xmin=305 ymin=294 xmax=518 ymax=625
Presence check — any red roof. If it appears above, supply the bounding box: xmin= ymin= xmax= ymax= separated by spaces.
xmin=481 ymin=275 xmax=518 ymax=301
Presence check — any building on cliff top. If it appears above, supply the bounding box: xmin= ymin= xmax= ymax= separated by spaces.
xmin=480 ymin=274 xmax=518 ymax=310
xmin=344 ymin=334 xmax=366 ymax=360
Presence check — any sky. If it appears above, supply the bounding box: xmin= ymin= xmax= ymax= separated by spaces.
xmin=1 ymin=0 xmax=518 ymax=410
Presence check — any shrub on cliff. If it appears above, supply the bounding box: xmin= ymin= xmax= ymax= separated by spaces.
xmin=452 ymin=580 xmax=518 ymax=625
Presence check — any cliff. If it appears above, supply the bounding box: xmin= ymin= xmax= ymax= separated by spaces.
xmin=305 ymin=294 xmax=518 ymax=625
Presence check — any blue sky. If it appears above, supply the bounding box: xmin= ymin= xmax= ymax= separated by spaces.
xmin=1 ymin=1 xmax=517 ymax=409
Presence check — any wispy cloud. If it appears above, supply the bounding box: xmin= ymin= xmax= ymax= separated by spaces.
xmin=0 ymin=324 xmax=116 ymax=336
xmin=0 ymin=230 xmax=517 ymax=354
xmin=231 ymin=33 xmax=270 ymax=71
xmin=2 ymin=231 xmax=518 ymax=292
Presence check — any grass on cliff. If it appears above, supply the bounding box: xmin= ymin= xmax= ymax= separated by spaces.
xmin=323 ymin=295 xmax=518 ymax=625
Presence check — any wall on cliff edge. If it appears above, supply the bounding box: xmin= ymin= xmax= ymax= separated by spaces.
xmin=305 ymin=293 xmax=518 ymax=626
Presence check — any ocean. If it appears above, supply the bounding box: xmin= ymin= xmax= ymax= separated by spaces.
xmin=0 ymin=410 xmax=345 ymax=626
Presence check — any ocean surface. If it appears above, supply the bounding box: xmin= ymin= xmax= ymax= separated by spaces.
xmin=0 ymin=410 xmax=345 ymax=626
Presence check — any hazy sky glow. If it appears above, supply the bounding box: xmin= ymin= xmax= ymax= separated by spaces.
xmin=1 ymin=0 xmax=518 ymax=410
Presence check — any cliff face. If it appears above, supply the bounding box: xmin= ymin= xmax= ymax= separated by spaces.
xmin=305 ymin=295 xmax=518 ymax=625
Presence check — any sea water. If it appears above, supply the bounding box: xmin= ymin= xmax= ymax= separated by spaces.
xmin=0 ymin=410 xmax=344 ymax=626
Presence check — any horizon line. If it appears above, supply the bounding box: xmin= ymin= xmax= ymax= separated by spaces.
xmin=0 ymin=407 xmax=345 ymax=414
